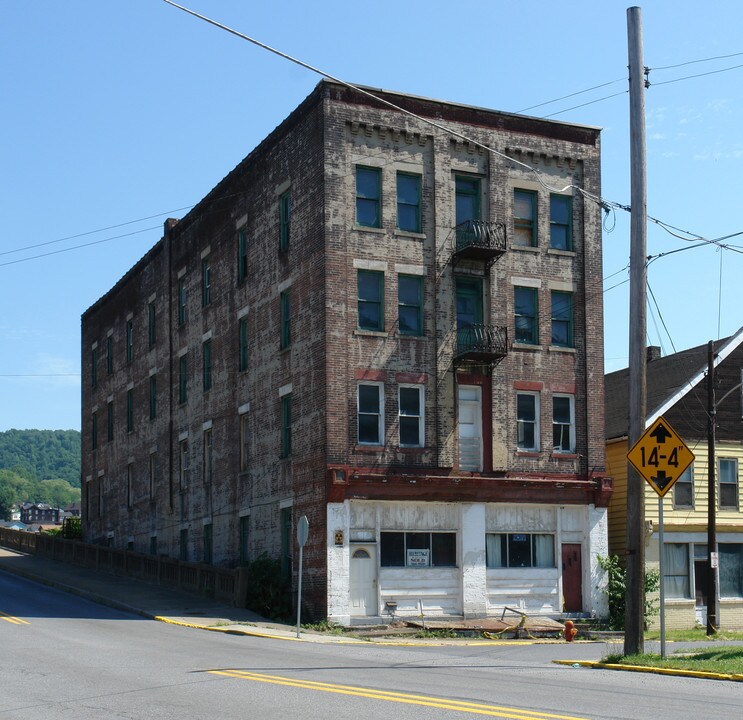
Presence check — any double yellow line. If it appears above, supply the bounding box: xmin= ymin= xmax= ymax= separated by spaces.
xmin=0 ymin=610 xmax=30 ymax=625
xmin=209 ymin=670 xmax=589 ymax=720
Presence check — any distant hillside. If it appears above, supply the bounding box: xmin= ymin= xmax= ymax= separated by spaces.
xmin=0 ymin=429 xmax=81 ymax=488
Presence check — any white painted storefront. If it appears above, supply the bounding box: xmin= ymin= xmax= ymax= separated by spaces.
xmin=327 ymin=500 xmax=608 ymax=625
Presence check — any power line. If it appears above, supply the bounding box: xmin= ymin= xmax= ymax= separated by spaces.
xmin=0 ymin=226 xmax=161 ymax=268
xmin=0 ymin=206 xmax=194 ymax=258
xmin=650 ymin=62 xmax=743 ymax=87
xmin=651 ymin=50 xmax=743 ymax=71
xmin=514 ymin=78 xmax=625 ymax=114
xmin=542 ymin=90 xmax=628 ymax=119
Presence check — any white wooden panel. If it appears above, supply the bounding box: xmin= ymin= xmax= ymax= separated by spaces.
xmin=379 ymin=567 xmax=461 ymax=616
xmin=486 ymin=505 xmax=556 ymax=532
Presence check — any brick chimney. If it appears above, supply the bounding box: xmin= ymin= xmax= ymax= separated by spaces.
xmin=647 ymin=346 xmax=661 ymax=362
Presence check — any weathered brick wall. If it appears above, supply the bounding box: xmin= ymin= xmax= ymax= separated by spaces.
xmin=322 ymin=85 xmax=605 ymax=491
xmin=83 ymin=81 xmax=606 ymax=620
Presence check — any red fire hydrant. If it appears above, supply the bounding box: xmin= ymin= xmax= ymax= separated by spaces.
xmin=564 ymin=620 xmax=577 ymax=642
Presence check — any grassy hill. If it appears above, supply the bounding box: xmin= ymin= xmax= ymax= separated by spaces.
xmin=0 ymin=429 xmax=81 ymax=520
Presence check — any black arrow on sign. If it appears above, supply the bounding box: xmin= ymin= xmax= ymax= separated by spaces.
xmin=651 ymin=470 xmax=673 ymax=491
xmin=650 ymin=423 xmax=672 ymax=444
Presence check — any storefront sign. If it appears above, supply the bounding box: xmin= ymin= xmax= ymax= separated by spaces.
xmin=407 ymin=549 xmax=429 ymax=566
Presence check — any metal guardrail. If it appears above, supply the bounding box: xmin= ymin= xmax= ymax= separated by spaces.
xmin=456 ymin=323 xmax=508 ymax=358
xmin=0 ymin=527 xmax=237 ymax=604
xmin=454 ymin=220 xmax=507 ymax=254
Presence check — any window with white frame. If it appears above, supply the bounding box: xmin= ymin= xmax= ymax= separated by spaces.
xmin=663 ymin=543 xmax=691 ymax=598
xmin=673 ymin=465 xmax=693 ymax=508
xmin=552 ymin=394 xmax=575 ymax=453
xmin=358 ymin=382 xmax=384 ymax=445
xmin=398 ymin=385 xmax=424 ymax=447
xmin=380 ymin=531 xmax=456 ymax=567
xmin=720 ymin=544 xmax=743 ymax=598
xmin=719 ymin=458 xmax=739 ymax=509
xmin=486 ymin=533 xmax=555 ymax=568
xmin=517 ymin=392 xmax=539 ymax=451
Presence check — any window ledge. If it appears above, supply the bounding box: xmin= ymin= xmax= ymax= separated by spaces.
xmin=394 ymin=230 xmax=426 ymax=241
xmin=547 ymin=248 xmax=576 ymax=257
xmin=512 ymin=342 xmax=542 ymax=352
xmin=550 ymin=452 xmax=578 ymax=460
xmin=354 ymin=444 xmax=385 ymax=453
xmin=510 ymin=244 xmax=540 ymax=253
xmin=353 ymin=225 xmax=386 ymax=234
xmin=516 ymin=451 xmax=541 ymax=457
xmin=549 ymin=345 xmax=576 ymax=354
xmin=396 ymin=332 xmax=424 ymax=340
xmin=354 ymin=329 xmax=389 ymax=338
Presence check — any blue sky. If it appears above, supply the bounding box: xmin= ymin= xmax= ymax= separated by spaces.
xmin=2 ymin=1 xmax=742 ymax=431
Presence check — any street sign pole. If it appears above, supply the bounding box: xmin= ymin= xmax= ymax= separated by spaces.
xmin=658 ymin=496 xmax=666 ymax=659
xmin=627 ymin=416 xmax=693 ymax=656
xmin=296 ymin=515 xmax=309 ymax=639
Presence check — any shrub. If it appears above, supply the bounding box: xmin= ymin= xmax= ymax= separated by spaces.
xmin=597 ymin=554 xmax=660 ymax=630
xmin=244 ymin=553 xmax=292 ymax=622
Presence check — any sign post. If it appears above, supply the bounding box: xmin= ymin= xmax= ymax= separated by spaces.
xmin=627 ymin=416 xmax=694 ymax=658
xmin=296 ymin=515 xmax=309 ymax=639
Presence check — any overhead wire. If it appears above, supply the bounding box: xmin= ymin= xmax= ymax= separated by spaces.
xmin=649 ymin=62 xmax=743 ymax=87
xmin=651 ymin=49 xmax=743 ymax=71
xmin=514 ymin=78 xmax=625 ymax=114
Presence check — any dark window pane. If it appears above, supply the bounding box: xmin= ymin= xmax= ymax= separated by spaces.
xmin=432 ymin=533 xmax=456 ymax=567
xmin=399 ymin=387 xmax=420 ymax=415
xmin=508 ymin=533 xmax=532 ymax=567
xmin=400 ymin=417 xmax=419 ymax=446
xmin=358 ymin=384 xmax=380 ymax=413
xmin=358 ymin=415 xmax=380 ymax=444
xmin=380 ymin=532 xmax=405 ymax=566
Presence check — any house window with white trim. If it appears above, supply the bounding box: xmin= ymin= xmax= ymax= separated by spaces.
xmin=399 ymin=384 xmax=424 ymax=447
xmin=719 ymin=458 xmax=739 ymax=509
xmin=486 ymin=533 xmax=555 ymax=568
xmin=358 ymin=382 xmax=384 ymax=445
xmin=517 ymin=392 xmax=539 ymax=451
xmin=673 ymin=466 xmax=693 ymax=508
xmin=552 ymin=394 xmax=575 ymax=453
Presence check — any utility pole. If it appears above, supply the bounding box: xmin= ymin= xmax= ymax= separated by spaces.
xmin=625 ymin=6 xmax=648 ymax=657
xmin=706 ymin=341 xmax=719 ymax=634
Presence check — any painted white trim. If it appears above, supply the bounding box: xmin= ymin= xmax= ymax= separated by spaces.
xmin=395 ymin=263 xmax=426 ymax=276
xmin=178 ymin=430 xmax=189 ymax=442
xmin=279 ymin=383 xmax=293 ymax=397
xmin=202 ymin=420 xmax=213 ymax=431
xmin=238 ymin=402 xmax=250 ymax=415
xmin=279 ymin=498 xmax=293 ymax=509
xmin=237 ymin=305 xmax=249 ymax=319
xmin=353 ymin=258 xmax=387 ymax=272
xmin=511 ymin=276 xmax=541 ymax=288
xmin=236 ymin=214 xmax=248 ymax=229
xmin=278 ymin=277 xmax=293 ymax=294
xmin=200 ymin=246 xmax=211 ymax=259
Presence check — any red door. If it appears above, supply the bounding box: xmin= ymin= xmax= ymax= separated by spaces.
xmin=561 ymin=544 xmax=583 ymax=612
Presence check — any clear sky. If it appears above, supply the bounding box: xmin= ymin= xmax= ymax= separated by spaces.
xmin=2 ymin=0 xmax=742 ymax=432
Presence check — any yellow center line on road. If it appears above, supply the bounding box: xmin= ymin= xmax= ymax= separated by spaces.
xmin=208 ymin=670 xmax=590 ymax=720
xmin=0 ymin=610 xmax=30 ymax=625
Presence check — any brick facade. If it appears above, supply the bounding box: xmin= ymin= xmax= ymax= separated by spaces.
xmin=82 ymin=81 xmax=610 ymax=621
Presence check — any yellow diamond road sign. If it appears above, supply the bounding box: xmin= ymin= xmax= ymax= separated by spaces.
xmin=627 ymin=416 xmax=695 ymax=498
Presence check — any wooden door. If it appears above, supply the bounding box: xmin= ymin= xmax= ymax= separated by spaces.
xmin=561 ymin=543 xmax=583 ymax=612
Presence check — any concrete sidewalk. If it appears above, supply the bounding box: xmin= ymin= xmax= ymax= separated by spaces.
xmin=0 ymin=546 xmax=363 ymax=644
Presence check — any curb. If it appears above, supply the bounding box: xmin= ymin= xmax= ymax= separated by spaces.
xmin=553 ymin=659 xmax=743 ymax=682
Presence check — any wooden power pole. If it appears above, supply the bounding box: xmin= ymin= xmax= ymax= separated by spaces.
xmin=625 ymin=5 xmax=648 ymax=656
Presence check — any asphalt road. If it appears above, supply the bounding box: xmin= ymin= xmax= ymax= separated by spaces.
xmin=2 ymin=570 xmax=741 ymax=720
